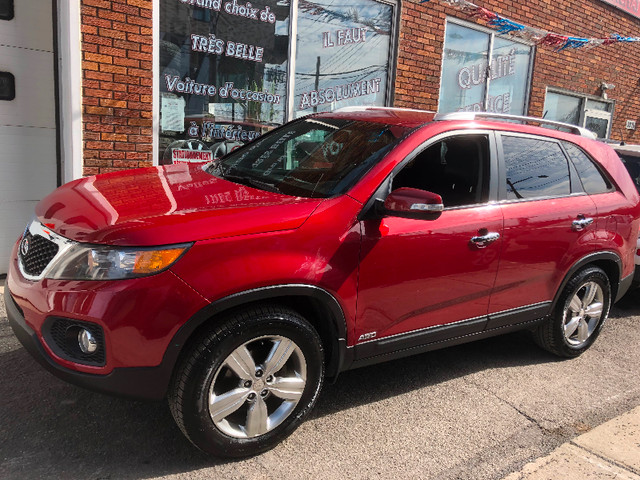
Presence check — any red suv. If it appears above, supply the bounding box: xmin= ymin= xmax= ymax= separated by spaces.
xmin=6 ymin=108 xmax=640 ymax=457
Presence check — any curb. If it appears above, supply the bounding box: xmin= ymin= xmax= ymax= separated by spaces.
xmin=504 ymin=406 xmax=640 ymax=479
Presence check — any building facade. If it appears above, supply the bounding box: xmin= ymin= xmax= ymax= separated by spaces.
xmin=15 ymin=0 xmax=640 ymax=175
xmin=79 ymin=0 xmax=640 ymax=176
xmin=2 ymin=0 xmax=640 ymax=271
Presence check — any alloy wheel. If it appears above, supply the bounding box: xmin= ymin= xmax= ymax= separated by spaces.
xmin=562 ymin=281 xmax=604 ymax=347
xmin=208 ymin=335 xmax=307 ymax=438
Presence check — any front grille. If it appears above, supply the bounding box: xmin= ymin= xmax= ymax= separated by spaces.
xmin=19 ymin=231 xmax=59 ymax=276
xmin=43 ymin=318 xmax=106 ymax=366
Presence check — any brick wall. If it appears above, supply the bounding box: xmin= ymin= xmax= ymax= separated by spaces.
xmin=81 ymin=0 xmax=154 ymax=176
xmin=395 ymin=0 xmax=640 ymax=143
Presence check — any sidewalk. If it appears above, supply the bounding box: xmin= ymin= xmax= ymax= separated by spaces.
xmin=505 ymin=405 xmax=640 ymax=479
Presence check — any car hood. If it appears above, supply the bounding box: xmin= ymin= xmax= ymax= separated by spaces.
xmin=35 ymin=164 xmax=323 ymax=246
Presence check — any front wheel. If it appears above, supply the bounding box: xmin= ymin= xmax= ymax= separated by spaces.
xmin=168 ymin=305 xmax=324 ymax=457
xmin=534 ymin=266 xmax=611 ymax=358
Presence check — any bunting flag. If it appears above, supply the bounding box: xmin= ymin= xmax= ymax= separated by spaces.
xmin=419 ymin=0 xmax=640 ymax=51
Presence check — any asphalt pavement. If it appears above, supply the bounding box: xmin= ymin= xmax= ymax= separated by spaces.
xmin=1 ymin=281 xmax=639 ymax=479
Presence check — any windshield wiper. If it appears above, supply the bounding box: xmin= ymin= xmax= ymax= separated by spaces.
xmin=222 ymin=172 xmax=282 ymax=193
xmin=206 ymin=161 xmax=224 ymax=177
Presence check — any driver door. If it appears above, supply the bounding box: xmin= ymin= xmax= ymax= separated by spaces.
xmin=355 ymin=132 xmax=503 ymax=352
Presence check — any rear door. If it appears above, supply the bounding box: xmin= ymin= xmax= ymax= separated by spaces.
xmin=564 ymin=141 xmax=635 ymax=282
xmin=488 ymin=133 xmax=599 ymax=327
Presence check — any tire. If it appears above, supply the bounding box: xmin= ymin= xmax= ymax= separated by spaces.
xmin=534 ymin=266 xmax=611 ymax=358
xmin=168 ymin=305 xmax=324 ymax=457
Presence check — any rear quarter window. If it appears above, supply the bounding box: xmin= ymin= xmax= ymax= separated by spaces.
xmin=562 ymin=142 xmax=611 ymax=194
xmin=617 ymin=153 xmax=640 ymax=193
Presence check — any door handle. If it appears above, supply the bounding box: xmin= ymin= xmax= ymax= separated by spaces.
xmin=470 ymin=231 xmax=500 ymax=248
xmin=572 ymin=215 xmax=594 ymax=231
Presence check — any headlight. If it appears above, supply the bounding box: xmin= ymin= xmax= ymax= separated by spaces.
xmin=46 ymin=243 xmax=191 ymax=280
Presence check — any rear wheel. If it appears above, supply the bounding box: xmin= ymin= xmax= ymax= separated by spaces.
xmin=168 ymin=305 xmax=324 ymax=457
xmin=534 ymin=266 xmax=611 ymax=357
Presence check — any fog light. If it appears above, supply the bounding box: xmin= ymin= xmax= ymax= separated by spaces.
xmin=78 ymin=329 xmax=98 ymax=354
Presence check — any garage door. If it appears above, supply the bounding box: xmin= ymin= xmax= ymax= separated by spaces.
xmin=0 ymin=0 xmax=58 ymax=274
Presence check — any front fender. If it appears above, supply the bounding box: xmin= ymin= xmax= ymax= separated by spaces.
xmin=160 ymin=284 xmax=351 ymax=387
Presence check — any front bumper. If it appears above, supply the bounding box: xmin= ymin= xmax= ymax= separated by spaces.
xmin=5 ymin=281 xmax=171 ymax=400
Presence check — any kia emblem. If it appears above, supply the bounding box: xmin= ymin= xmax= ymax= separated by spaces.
xmin=20 ymin=237 xmax=29 ymax=256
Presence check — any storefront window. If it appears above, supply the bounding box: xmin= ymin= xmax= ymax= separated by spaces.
xmin=440 ymin=20 xmax=533 ymax=115
xmin=487 ymin=37 xmax=532 ymax=115
xmin=159 ymin=0 xmax=290 ymax=164
xmin=159 ymin=0 xmax=397 ymax=164
xmin=543 ymin=90 xmax=614 ymax=139
xmin=293 ymin=0 xmax=396 ymax=116
xmin=439 ymin=23 xmax=489 ymax=114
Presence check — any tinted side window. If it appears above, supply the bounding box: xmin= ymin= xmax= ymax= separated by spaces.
xmin=618 ymin=154 xmax=640 ymax=192
xmin=392 ymin=135 xmax=489 ymax=208
xmin=502 ymin=136 xmax=570 ymax=200
xmin=562 ymin=142 xmax=611 ymax=194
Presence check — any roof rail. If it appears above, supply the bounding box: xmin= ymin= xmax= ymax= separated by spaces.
xmin=334 ymin=106 xmax=434 ymax=114
xmin=433 ymin=112 xmax=597 ymax=139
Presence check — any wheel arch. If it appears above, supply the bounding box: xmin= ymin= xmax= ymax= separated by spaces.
xmin=163 ymin=285 xmax=350 ymax=391
xmin=551 ymin=252 xmax=622 ymax=311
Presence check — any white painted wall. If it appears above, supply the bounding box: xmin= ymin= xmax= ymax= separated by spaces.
xmin=0 ymin=0 xmax=57 ymax=274
xmin=58 ymin=0 xmax=83 ymax=183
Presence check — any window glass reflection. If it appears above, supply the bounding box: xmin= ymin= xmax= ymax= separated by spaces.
xmin=586 ymin=99 xmax=612 ymax=112
xmin=294 ymin=0 xmax=395 ymax=116
xmin=159 ymin=0 xmax=290 ymax=163
xmin=439 ymin=23 xmax=532 ymax=115
xmin=487 ymin=37 xmax=532 ymax=115
xmin=503 ymin=136 xmax=570 ymax=199
xmin=543 ymin=92 xmax=581 ymax=125
xmin=563 ymin=141 xmax=610 ymax=194
xmin=584 ymin=116 xmax=609 ymax=139
xmin=211 ymin=117 xmax=410 ymax=197
xmin=440 ymin=23 xmax=489 ymax=113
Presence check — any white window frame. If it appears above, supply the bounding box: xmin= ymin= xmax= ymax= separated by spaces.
xmin=544 ymin=88 xmax=615 ymax=139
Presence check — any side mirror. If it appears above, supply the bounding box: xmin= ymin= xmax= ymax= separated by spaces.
xmin=383 ymin=187 xmax=444 ymax=218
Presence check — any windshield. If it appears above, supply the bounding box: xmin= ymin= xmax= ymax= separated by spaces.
xmin=206 ymin=117 xmax=412 ymax=198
